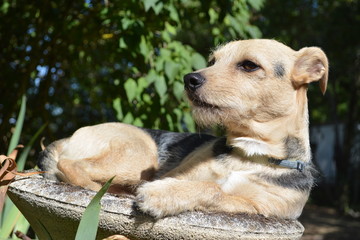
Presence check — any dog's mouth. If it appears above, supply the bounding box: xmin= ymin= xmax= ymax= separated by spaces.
xmin=187 ymin=93 xmax=220 ymax=109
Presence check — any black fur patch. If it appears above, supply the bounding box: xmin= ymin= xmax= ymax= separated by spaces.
xmin=284 ymin=136 xmax=307 ymax=160
xmin=212 ymin=137 xmax=233 ymax=160
xmin=274 ymin=62 xmax=285 ymax=78
xmin=258 ymin=135 xmax=316 ymax=191
xmin=257 ymin=163 xmax=318 ymax=191
xmin=142 ymin=128 xmax=215 ymax=176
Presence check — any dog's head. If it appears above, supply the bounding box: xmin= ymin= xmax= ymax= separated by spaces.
xmin=184 ymin=39 xmax=328 ymax=157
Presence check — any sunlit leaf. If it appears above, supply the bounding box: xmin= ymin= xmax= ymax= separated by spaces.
xmin=139 ymin=36 xmax=152 ymax=59
xmin=173 ymin=81 xmax=184 ymax=101
xmin=183 ymin=111 xmax=195 ymax=132
xmin=1 ymin=1 xmax=10 ymax=14
xmin=133 ymin=118 xmax=143 ymax=127
xmin=119 ymin=38 xmax=127 ymax=49
xmin=145 ymin=70 xmax=157 ymax=84
xmin=16 ymin=123 xmax=47 ymax=171
xmin=124 ymin=78 xmax=137 ymax=102
xmin=154 ymin=76 xmax=167 ymax=97
xmin=143 ymin=0 xmax=158 ymax=12
xmin=8 ymin=95 xmax=26 ymax=155
xmin=191 ymin=53 xmax=207 ymax=70
xmin=165 ymin=22 xmax=176 ymax=35
xmin=113 ymin=98 xmax=123 ymax=120
xmin=123 ymin=112 xmax=134 ymax=124
xmin=164 ymin=61 xmax=178 ymax=82
xmin=247 ymin=0 xmax=264 ymax=10
xmin=153 ymin=2 xmax=163 ymax=15
xmin=75 ymin=177 xmax=114 ymax=240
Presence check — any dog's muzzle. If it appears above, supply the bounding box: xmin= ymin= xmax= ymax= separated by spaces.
xmin=184 ymin=73 xmax=206 ymax=92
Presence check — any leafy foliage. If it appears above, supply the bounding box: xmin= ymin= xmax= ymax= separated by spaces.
xmin=0 ymin=1 xmax=263 ymax=237
xmin=0 ymin=95 xmax=45 ymax=239
xmin=0 ymin=0 xmax=263 ymax=154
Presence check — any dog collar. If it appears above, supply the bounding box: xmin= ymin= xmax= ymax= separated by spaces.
xmin=268 ymin=158 xmax=306 ymax=172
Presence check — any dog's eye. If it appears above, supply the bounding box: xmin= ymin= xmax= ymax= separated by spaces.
xmin=238 ymin=60 xmax=260 ymax=72
xmin=208 ymin=59 xmax=216 ymax=66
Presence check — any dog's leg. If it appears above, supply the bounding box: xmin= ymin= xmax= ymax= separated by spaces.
xmin=136 ymin=172 xmax=306 ymax=219
xmin=57 ymin=158 xmax=104 ymax=191
xmin=56 ymin=138 xmax=159 ymax=193
xmin=136 ymin=178 xmax=259 ymax=218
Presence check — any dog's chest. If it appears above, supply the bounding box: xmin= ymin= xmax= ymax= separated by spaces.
xmin=216 ymin=170 xmax=255 ymax=193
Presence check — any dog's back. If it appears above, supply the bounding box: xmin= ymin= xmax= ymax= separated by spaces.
xmin=141 ymin=128 xmax=216 ymax=177
xmin=38 ymin=125 xmax=216 ymax=182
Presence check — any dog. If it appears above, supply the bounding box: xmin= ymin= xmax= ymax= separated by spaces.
xmin=38 ymin=39 xmax=328 ymax=220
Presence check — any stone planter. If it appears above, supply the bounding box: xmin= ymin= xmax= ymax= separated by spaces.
xmin=8 ymin=176 xmax=304 ymax=240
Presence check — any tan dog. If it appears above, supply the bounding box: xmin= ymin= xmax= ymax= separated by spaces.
xmin=38 ymin=39 xmax=328 ymax=220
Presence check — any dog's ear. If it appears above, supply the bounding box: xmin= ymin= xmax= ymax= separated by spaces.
xmin=292 ymin=47 xmax=328 ymax=94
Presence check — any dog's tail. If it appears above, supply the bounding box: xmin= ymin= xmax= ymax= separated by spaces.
xmin=37 ymin=138 xmax=68 ymax=181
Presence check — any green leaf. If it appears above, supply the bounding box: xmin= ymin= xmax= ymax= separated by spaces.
xmin=8 ymin=95 xmax=26 ymax=155
xmin=75 ymin=177 xmax=114 ymax=240
xmin=1 ymin=95 xmax=28 ymax=238
xmin=164 ymin=61 xmax=178 ymax=82
xmin=139 ymin=36 xmax=152 ymax=59
xmin=143 ymin=0 xmax=158 ymax=12
xmin=124 ymin=78 xmax=137 ymax=102
xmin=247 ymin=0 xmax=264 ymax=10
xmin=208 ymin=8 xmax=218 ymax=24
xmin=247 ymin=25 xmax=262 ymax=38
xmin=167 ymin=5 xmax=179 ymax=22
xmin=0 ymin=124 xmax=46 ymax=238
xmin=119 ymin=38 xmax=127 ymax=49
xmin=183 ymin=111 xmax=195 ymax=132
xmin=121 ymin=18 xmax=134 ymax=30
xmin=154 ymin=76 xmax=167 ymax=96
xmin=133 ymin=118 xmax=143 ymax=127
xmin=165 ymin=22 xmax=176 ymax=35
xmin=153 ymin=2 xmax=163 ymax=15
xmin=137 ymin=77 xmax=149 ymax=97
xmin=17 ymin=123 xmax=47 ymax=171
xmin=166 ymin=114 xmax=174 ymax=131
xmin=145 ymin=70 xmax=157 ymax=84
xmin=159 ymin=93 xmax=168 ymax=106
xmin=123 ymin=112 xmax=134 ymax=124
xmin=1 ymin=1 xmax=10 ymax=14
xmin=0 ymin=198 xmax=21 ymax=239
xmin=191 ymin=53 xmax=207 ymax=70
xmin=113 ymin=98 xmax=123 ymax=120
xmin=13 ymin=214 xmax=30 ymax=240
xmin=173 ymin=108 xmax=183 ymax=132
xmin=142 ymin=93 xmax=152 ymax=104
xmin=173 ymin=81 xmax=184 ymax=101
xmin=100 ymin=7 xmax=108 ymax=16
xmin=159 ymin=48 xmax=171 ymax=59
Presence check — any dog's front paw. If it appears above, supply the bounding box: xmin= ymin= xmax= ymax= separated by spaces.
xmin=135 ymin=178 xmax=189 ymax=218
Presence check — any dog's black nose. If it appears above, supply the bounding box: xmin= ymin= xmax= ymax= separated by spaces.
xmin=184 ymin=73 xmax=206 ymax=91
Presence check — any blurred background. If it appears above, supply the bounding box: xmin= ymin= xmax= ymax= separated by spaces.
xmin=0 ymin=0 xmax=359 ymax=239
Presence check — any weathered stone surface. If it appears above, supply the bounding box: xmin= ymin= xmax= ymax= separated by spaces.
xmin=8 ymin=175 xmax=304 ymax=240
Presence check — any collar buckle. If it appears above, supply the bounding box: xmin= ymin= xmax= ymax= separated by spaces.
xmin=268 ymin=158 xmax=306 ymax=172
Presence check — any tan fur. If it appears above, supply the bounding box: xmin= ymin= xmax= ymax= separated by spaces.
xmin=41 ymin=39 xmax=328 ymax=219
xmin=191 ymin=40 xmax=327 ymax=159
xmin=55 ymin=123 xmax=158 ymax=193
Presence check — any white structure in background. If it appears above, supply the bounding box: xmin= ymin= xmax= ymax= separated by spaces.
xmin=310 ymin=124 xmax=343 ymax=184
xmin=310 ymin=124 xmax=360 ymax=184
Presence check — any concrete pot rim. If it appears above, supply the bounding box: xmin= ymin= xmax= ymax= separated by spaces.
xmin=8 ymin=175 xmax=305 ymax=240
